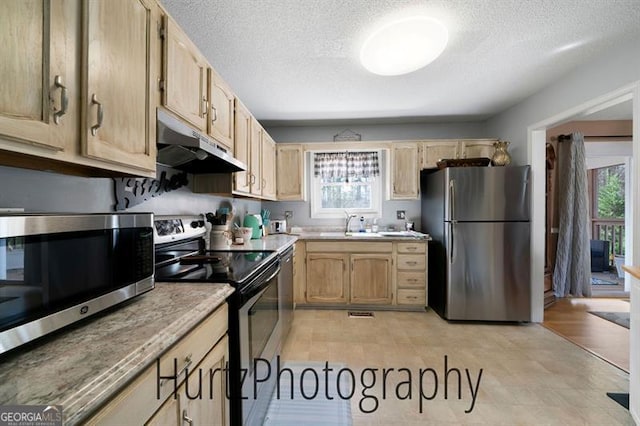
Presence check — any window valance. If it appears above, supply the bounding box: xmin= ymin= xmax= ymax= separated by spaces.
xmin=313 ymin=151 xmax=380 ymax=181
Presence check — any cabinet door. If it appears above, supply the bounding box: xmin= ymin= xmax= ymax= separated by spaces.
xmin=83 ymin=0 xmax=156 ymax=172
xmin=208 ymin=67 xmax=234 ymax=152
xmin=145 ymin=395 xmax=179 ymax=425
xmin=350 ymin=254 xmax=392 ymax=304
xmin=233 ymin=98 xmax=251 ymax=194
xmin=276 ymin=144 xmax=304 ymax=200
xmin=460 ymin=139 xmax=495 ymax=159
xmin=391 ymin=143 xmax=419 ymax=199
xmin=261 ymin=132 xmax=277 ymax=200
xmin=306 ymin=253 xmax=349 ymax=304
xmin=293 ymin=242 xmax=306 ymax=305
xmin=0 ymin=0 xmax=72 ymax=151
xmin=181 ymin=336 xmax=229 ymax=426
xmin=163 ymin=16 xmax=208 ymax=131
xmin=249 ymin=117 xmax=263 ymax=197
xmin=420 ymin=141 xmax=459 ymax=169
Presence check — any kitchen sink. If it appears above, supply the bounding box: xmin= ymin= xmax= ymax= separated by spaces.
xmin=377 ymin=231 xmax=417 ymax=237
xmin=344 ymin=232 xmax=382 ymax=237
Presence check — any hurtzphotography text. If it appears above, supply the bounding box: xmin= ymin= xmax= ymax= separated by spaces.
xmin=156 ymin=354 xmax=483 ymax=415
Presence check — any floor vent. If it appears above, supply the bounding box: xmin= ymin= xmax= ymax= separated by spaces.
xmin=348 ymin=311 xmax=374 ymax=318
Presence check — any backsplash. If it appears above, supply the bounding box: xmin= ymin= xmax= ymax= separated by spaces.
xmin=0 ymin=164 xmax=261 ymax=220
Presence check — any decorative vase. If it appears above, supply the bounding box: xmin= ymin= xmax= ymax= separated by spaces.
xmin=491 ymin=140 xmax=512 ymax=166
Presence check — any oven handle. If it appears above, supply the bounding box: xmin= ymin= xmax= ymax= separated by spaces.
xmin=239 ymin=263 xmax=281 ymax=303
xmin=261 ymin=266 xmax=281 ymax=285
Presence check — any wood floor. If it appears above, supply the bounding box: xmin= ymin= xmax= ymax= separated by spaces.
xmin=281 ymin=309 xmax=632 ymax=425
xmin=542 ymin=298 xmax=630 ymax=372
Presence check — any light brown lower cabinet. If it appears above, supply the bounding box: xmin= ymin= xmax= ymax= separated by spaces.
xmin=299 ymin=240 xmax=427 ymax=307
xmin=148 ymin=336 xmax=228 ymax=426
xmin=86 ymin=305 xmax=228 ymax=426
xmin=305 ymin=253 xmax=349 ymax=304
xmin=350 ymin=254 xmax=393 ymax=304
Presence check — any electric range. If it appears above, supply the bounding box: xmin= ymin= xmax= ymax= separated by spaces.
xmin=153 ymin=215 xmax=282 ymax=426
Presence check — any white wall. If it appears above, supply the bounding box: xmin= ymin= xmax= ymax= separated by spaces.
xmin=264 ymin=121 xmax=489 ymax=229
xmin=265 ymin=120 xmax=489 ymax=143
xmin=485 ymin=37 xmax=640 ymax=422
xmin=0 ymin=164 xmax=261 ymax=219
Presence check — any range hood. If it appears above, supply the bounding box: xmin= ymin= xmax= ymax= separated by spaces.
xmin=156 ymin=108 xmax=246 ymax=173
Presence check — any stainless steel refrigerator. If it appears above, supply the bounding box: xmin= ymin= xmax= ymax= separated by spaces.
xmin=421 ymin=166 xmax=531 ymax=321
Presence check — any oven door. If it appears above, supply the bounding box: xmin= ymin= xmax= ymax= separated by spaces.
xmin=239 ymin=263 xmax=281 ymax=425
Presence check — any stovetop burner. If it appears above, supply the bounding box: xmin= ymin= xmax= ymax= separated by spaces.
xmin=155 ymin=249 xmax=277 ymax=285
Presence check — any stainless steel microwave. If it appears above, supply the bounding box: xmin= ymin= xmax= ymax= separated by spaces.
xmin=0 ymin=213 xmax=154 ymax=355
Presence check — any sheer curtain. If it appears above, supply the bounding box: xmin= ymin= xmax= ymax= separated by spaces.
xmin=553 ymin=132 xmax=591 ymax=297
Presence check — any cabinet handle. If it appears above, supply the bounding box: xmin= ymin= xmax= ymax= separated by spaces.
xmin=182 ymin=410 xmax=194 ymax=426
xmin=406 ymin=261 xmax=417 ymax=266
xmin=406 ymin=247 xmax=417 ymax=251
xmin=90 ymin=94 xmax=103 ymax=136
xmin=202 ymin=97 xmax=208 ymax=118
xmin=251 ymin=174 xmax=256 ymax=184
xmin=159 ymin=354 xmax=193 ymax=387
xmin=53 ymin=75 xmax=68 ymax=124
xmin=262 ymin=178 xmax=266 ymax=188
xmin=211 ymin=105 xmax=217 ymax=123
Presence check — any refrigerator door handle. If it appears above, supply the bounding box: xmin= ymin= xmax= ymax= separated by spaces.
xmin=449 ymin=222 xmax=455 ymax=264
xmin=449 ymin=179 xmax=455 ymax=221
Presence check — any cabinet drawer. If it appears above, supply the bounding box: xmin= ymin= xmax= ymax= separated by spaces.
xmin=397 ymin=242 xmax=426 ymax=254
xmin=306 ymin=241 xmax=393 ymax=253
xmin=397 ymin=254 xmax=426 ymax=270
xmin=397 ymin=271 xmax=426 ymax=288
xmin=397 ymin=289 xmax=426 ymax=305
xmin=86 ymin=304 xmax=228 ymax=426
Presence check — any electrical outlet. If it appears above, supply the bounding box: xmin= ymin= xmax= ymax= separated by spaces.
xmin=397 ymin=210 xmax=406 ymax=220
xmin=285 ymin=211 xmax=293 ymax=219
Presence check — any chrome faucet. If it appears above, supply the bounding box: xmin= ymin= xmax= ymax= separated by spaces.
xmin=344 ymin=210 xmax=358 ymax=234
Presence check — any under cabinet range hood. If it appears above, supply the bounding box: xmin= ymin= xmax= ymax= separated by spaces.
xmin=156 ymin=108 xmax=246 ymax=173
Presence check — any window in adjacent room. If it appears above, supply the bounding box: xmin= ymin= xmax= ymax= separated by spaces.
xmin=310 ymin=150 xmax=382 ymax=218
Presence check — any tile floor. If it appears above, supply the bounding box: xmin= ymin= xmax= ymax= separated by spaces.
xmin=280 ymin=309 xmax=633 ymax=425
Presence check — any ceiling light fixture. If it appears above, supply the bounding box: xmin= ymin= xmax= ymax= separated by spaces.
xmin=360 ymin=16 xmax=448 ymax=76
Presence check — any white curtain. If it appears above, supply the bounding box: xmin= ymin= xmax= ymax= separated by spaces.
xmin=553 ymin=133 xmax=591 ymax=297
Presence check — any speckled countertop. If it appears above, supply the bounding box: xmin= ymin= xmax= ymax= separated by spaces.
xmin=226 ymin=234 xmax=297 ymax=252
xmin=0 ymin=282 xmax=233 ymax=424
xmin=295 ymin=231 xmax=430 ymax=241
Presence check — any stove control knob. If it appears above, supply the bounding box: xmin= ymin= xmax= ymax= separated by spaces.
xmin=190 ymin=220 xmax=201 ymax=228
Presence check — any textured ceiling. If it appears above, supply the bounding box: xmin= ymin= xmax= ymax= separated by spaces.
xmin=161 ymin=0 xmax=640 ymax=124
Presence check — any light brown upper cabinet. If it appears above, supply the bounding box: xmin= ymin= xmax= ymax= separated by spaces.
xmin=459 ymin=139 xmax=496 ymax=159
xmin=390 ymin=143 xmax=419 ymax=199
xmin=419 ymin=139 xmax=497 ymax=169
xmin=208 ymin=67 xmax=234 ymax=152
xmin=419 ymin=141 xmax=460 ymax=169
xmin=276 ymin=144 xmax=304 ymax=200
xmin=233 ymin=98 xmax=252 ymax=195
xmin=0 ymin=0 xmax=158 ymax=177
xmin=249 ymin=117 xmax=263 ymax=197
xmin=0 ymin=0 xmax=71 ymax=152
xmin=261 ymin=132 xmax=277 ymax=200
xmin=162 ymin=16 xmax=208 ymax=131
xmin=82 ymin=0 xmax=157 ymax=173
